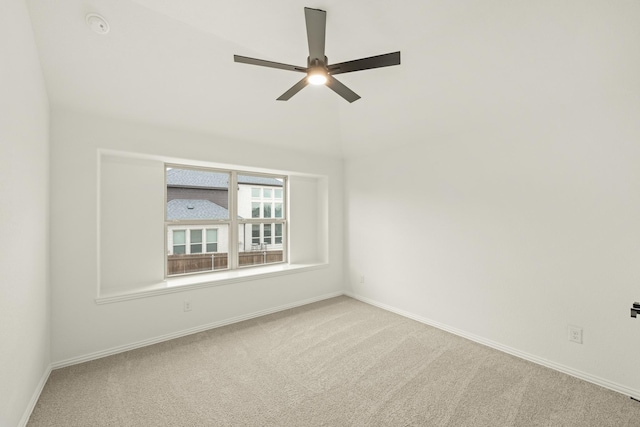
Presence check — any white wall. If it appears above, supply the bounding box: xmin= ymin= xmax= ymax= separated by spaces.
xmin=345 ymin=100 xmax=640 ymax=396
xmin=50 ymin=108 xmax=343 ymax=363
xmin=100 ymin=154 xmax=165 ymax=291
xmin=289 ymin=176 xmax=322 ymax=264
xmin=0 ymin=0 xmax=50 ymax=425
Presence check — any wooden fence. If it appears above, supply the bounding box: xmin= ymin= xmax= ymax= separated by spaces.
xmin=167 ymin=251 xmax=283 ymax=276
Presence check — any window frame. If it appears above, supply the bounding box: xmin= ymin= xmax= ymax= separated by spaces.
xmin=165 ymin=164 xmax=288 ymax=277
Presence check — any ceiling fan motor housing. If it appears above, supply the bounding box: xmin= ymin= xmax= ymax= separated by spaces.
xmin=308 ymin=56 xmax=328 ymax=68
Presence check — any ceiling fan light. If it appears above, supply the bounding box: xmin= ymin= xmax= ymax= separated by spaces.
xmin=308 ymin=72 xmax=327 ymax=85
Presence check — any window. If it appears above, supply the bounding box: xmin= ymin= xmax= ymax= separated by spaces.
xmin=264 ymin=224 xmax=272 ymax=245
xmin=190 ymin=229 xmax=202 ymax=253
xmin=173 ymin=230 xmax=186 ymax=254
xmin=275 ymin=223 xmax=283 ymax=245
xmin=206 ymin=229 xmax=217 ymax=252
xmin=168 ymin=227 xmax=221 ymax=256
xmin=252 ymin=224 xmax=260 ymax=245
xmin=166 ymin=166 xmax=287 ymax=276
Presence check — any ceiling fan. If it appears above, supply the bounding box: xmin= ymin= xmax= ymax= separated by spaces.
xmin=234 ymin=7 xmax=401 ymax=103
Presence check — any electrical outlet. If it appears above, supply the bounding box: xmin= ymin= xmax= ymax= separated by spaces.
xmin=568 ymin=326 xmax=582 ymax=344
xmin=183 ymin=300 xmax=192 ymax=312
xmin=359 ymin=275 xmax=365 ymax=284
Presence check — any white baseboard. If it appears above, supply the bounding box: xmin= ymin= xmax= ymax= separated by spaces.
xmin=18 ymin=364 xmax=52 ymax=427
xmin=345 ymin=291 xmax=640 ymax=401
xmin=52 ymin=291 xmax=343 ymax=369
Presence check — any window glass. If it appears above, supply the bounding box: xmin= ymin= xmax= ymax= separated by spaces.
xmin=173 ymin=230 xmax=187 ymax=255
xmin=206 ymin=229 xmax=218 ymax=253
xmin=167 ymin=225 xmax=228 ymax=274
xmin=252 ymin=224 xmax=260 ymax=245
xmin=275 ymin=224 xmax=283 ymax=245
xmin=190 ymin=229 xmax=202 ymax=253
xmin=166 ymin=167 xmax=229 ymax=221
xmin=167 ymin=167 xmax=285 ymax=276
xmin=173 ymin=230 xmax=186 ymax=245
xmin=237 ymin=174 xmax=284 ymax=268
xmin=173 ymin=230 xmax=186 ymax=255
xmin=252 ymin=202 xmax=260 ymax=218
xmin=264 ymin=224 xmax=272 ymax=245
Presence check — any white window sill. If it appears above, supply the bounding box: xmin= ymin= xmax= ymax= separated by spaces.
xmin=96 ymin=263 xmax=328 ymax=304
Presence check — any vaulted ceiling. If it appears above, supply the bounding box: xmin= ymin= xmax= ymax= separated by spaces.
xmin=26 ymin=0 xmax=640 ymax=158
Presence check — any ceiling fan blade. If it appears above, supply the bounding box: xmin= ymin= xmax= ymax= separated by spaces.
xmin=304 ymin=8 xmax=326 ymax=62
xmin=276 ymin=77 xmax=309 ymax=101
xmin=325 ymin=75 xmax=361 ymax=103
xmin=234 ymin=55 xmax=306 ymax=73
xmin=328 ymin=51 xmax=401 ymax=75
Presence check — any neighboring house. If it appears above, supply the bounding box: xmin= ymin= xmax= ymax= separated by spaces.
xmin=166 ymin=168 xmax=284 ymax=256
xmin=167 ymin=199 xmax=231 ymax=255
xmin=166 ymin=168 xmax=231 ymax=208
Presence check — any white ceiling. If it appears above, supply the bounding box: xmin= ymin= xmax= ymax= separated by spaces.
xmin=26 ymin=0 xmax=640 ymax=158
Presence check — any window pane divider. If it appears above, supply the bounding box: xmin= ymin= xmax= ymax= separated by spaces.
xmin=238 ymin=219 xmax=287 ymax=224
xmin=167 ymin=220 xmax=231 ymax=226
xmin=228 ymin=171 xmax=239 ymax=270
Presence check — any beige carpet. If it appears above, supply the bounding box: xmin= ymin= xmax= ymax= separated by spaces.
xmin=28 ymin=296 xmax=640 ymax=426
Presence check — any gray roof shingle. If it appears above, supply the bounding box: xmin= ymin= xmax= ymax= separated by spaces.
xmin=167 ymin=168 xmax=282 ymax=188
xmin=166 ymin=169 xmax=228 ymax=189
xmin=167 ymin=199 xmax=230 ymax=220
xmin=238 ymin=175 xmax=283 ymax=186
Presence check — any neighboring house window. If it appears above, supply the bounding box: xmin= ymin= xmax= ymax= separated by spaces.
xmin=173 ymin=230 xmax=186 ymax=254
xmin=168 ymin=227 xmax=220 ymax=256
xmin=275 ymin=224 xmax=283 ymax=244
xmin=206 ymin=229 xmax=218 ymax=252
xmin=166 ymin=166 xmax=287 ymax=276
xmin=264 ymin=224 xmax=272 ymax=245
xmin=242 ymin=181 xmax=285 ymax=257
xmin=252 ymin=224 xmax=260 ymax=245
xmin=190 ymin=229 xmax=203 ymax=253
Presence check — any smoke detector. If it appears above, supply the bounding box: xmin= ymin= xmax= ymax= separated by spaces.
xmin=86 ymin=13 xmax=110 ymax=35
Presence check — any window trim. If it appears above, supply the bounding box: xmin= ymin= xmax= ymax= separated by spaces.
xmin=96 ymin=263 xmax=329 ymax=304
xmin=165 ymin=164 xmax=288 ymax=278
